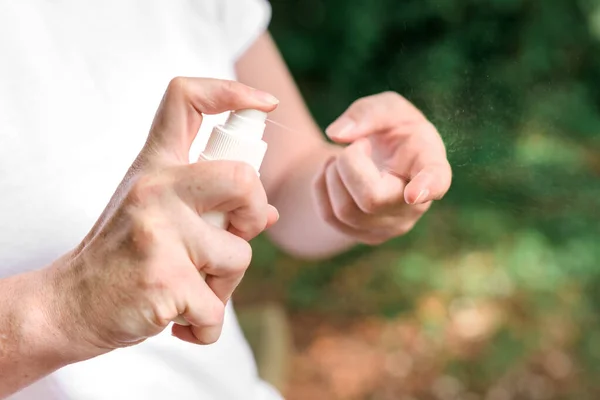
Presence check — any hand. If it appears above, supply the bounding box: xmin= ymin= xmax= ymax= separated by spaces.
xmin=45 ymin=77 xmax=280 ymax=360
xmin=314 ymin=91 xmax=451 ymax=245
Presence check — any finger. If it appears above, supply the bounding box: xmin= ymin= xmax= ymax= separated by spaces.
xmin=172 ymin=323 xmax=203 ymax=344
xmin=314 ymin=158 xmax=387 ymax=244
xmin=202 ymin=229 xmax=253 ymax=304
xmin=336 ymin=139 xmax=406 ymax=214
xmin=170 ymin=161 xmax=270 ymax=240
xmin=404 ymin=163 xmax=452 ymax=204
xmin=179 ymin=213 xmax=253 ymax=304
xmin=325 ymin=159 xmax=371 ymax=229
xmin=264 ymin=205 xmax=280 ymax=230
xmin=143 ymin=77 xmax=279 ymax=165
xmin=325 ymin=91 xmax=425 ymax=143
xmin=172 ymin=272 xmax=226 ymax=344
xmin=230 ymin=203 xmax=279 ymax=237
xmin=327 ymin=158 xmax=419 ymax=237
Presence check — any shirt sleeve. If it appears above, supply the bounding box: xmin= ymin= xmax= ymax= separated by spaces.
xmin=219 ymin=0 xmax=272 ymax=61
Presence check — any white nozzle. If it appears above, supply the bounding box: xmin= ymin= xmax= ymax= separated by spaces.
xmin=201 ymin=109 xmax=268 ymax=173
xmin=223 ymin=109 xmax=267 ymax=139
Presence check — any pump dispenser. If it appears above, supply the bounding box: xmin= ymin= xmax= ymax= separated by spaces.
xmin=201 ymin=109 xmax=268 ymax=172
xmin=173 ymin=109 xmax=269 ymax=326
xmin=196 ymin=109 xmax=268 ymax=229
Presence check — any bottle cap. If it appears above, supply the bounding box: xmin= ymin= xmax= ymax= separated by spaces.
xmin=201 ymin=109 xmax=268 ymax=173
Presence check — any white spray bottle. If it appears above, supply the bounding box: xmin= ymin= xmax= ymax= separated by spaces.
xmin=173 ymin=109 xmax=269 ymax=326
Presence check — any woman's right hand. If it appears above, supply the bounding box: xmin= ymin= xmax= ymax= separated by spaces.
xmin=45 ymin=77 xmax=280 ymax=362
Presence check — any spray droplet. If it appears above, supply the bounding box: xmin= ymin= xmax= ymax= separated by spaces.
xmin=265 ymin=118 xmax=302 ymax=134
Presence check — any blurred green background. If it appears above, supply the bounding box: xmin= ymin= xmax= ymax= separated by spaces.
xmin=236 ymin=1 xmax=600 ymax=399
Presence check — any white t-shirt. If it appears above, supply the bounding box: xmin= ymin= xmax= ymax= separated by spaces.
xmin=0 ymin=1 xmax=283 ymax=399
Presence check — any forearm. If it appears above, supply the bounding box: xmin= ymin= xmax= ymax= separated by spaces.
xmin=0 ymin=264 xmax=74 ymax=398
xmin=236 ymin=33 xmax=358 ymax=259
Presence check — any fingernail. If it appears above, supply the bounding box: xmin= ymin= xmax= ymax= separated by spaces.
xmin=253 ymin=90 xmax=279 ymax=105
xmin=413 ymin=189 xmax=429 ymax=204
xmin=326 ymin=117 xmax=355 ymax=139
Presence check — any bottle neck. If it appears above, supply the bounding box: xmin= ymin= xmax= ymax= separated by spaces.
xmin=201 ymin=124 xmax=268 ymax=173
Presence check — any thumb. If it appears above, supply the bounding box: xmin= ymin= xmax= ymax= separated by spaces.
xmin=325 ymin=113 xmax=362 ymax=144
xmin=142 ymin=77 xmax=279 ymax=165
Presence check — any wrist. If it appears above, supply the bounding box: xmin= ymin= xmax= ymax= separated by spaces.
xmin=0 ymin=271 xmax=69 ymax=387
xmin=266 ymin=144 xmax=357 ymax=259
xmin=18 ymin=254 xmax=102 ymax=368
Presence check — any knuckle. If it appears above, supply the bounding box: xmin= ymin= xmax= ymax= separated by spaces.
xmin=218 ymin=79 xmax=237 ymax=96
xmin=205 ymin=238 xmax=253 ymax=275
xmin=243 ymin=222 xmax=266 ymax=241
xmin=357 ymin=191 xmax=379 ymax=214
xmin=352 ymin=91 xmax=400 ymax=110
xmin=379 ymin=91 xmax=421 ymax=118
xmin=167 ymin=76 xmax=188 ymax=97
xmin=205 ymin=301 xmax=225 ymax=327
xmin=127 ymin=213 xmax=160 ymax=255
xmin=350 ymin=96 xmax=372 ymax=113
xmin=150 ymin=304 xmax=173 ymax=328
xmin=232 ymin=241 xmax=253 ymax=274
xmin=230 ymin=162 xmax=258 ymax=197
xmin=127 ymin=174 xmax=168 ymax=206
xmin=144 ymin=275 xmax=180 ymax=326
xmin=380 ymin=90 xmax=402 ymax=102
xmin=223 ymin=240 xmax=252 ymax=277
xmin=205 ymin=80 xmax=239 ymax=111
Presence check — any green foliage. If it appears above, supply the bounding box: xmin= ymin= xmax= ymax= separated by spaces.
xmin=244 ymin=0 xmax=600 ymax=396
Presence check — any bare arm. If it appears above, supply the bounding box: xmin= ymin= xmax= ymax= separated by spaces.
xmin=0 ymin=78 xmax=281 ymax=398
xmin=236 ymin=33 xmax=357 ymax=259
xmin=0 ymin=265 xmax=74 ymax=398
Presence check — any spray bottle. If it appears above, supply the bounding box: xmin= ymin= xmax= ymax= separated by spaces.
xmin=173 ymin=109 xmax=269 ymax=326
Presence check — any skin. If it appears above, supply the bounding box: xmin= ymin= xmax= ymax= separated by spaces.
xmin=0 ymin=32 xmax=451 ymax=398
xmin=0 ymin=78 xmax=279 ymax=398
xmin=238 ymin=33 xmax=451 ymax=254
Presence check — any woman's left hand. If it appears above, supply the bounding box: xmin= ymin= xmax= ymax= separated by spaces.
xmin=314 ymin=91 xmax=452 ymax=245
